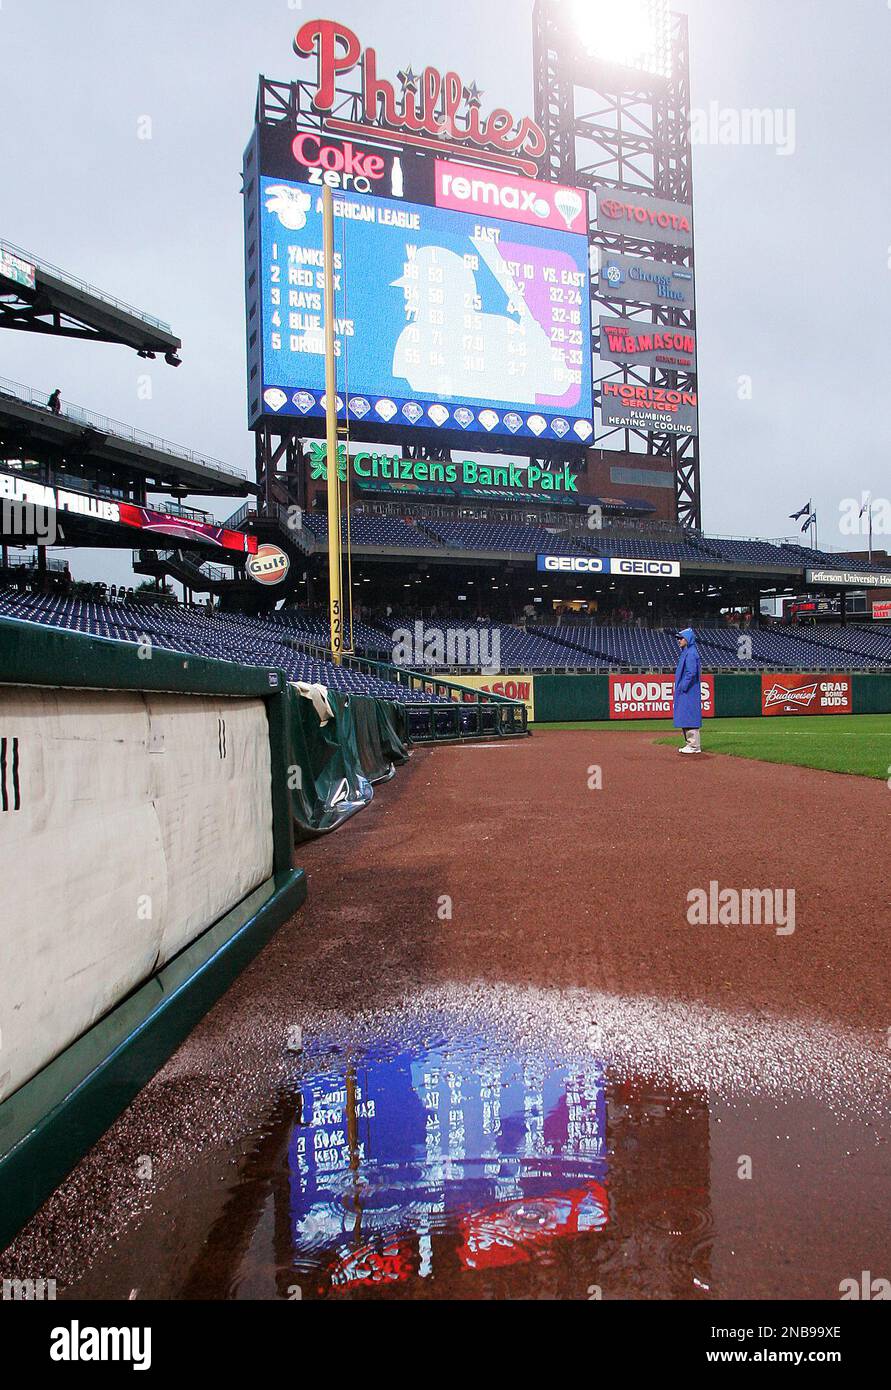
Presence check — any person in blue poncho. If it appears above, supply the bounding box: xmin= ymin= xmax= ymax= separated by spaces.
xmin=673 ymin=627 xmax=703 ymax=754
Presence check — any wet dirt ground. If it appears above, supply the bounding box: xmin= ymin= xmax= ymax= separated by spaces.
xmin=2 ymin=731 xmax=889 ymax=1299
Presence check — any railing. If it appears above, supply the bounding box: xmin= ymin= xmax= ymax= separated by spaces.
xmin=0 ymin=376 xmax=249 ymax=481
xmin=132 ymin=549 xmax=236 ymax=586
xmin=0 ymin=237 xmax=173 ymax=333
xmin=224 ymin=501 xmax=255 ymax=530
xmin=0 ymin=547 xmax=67 ymax=572
xmin=290 ymin=640 xmax=529 ymax=740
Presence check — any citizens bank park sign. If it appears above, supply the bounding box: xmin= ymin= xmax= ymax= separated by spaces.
xmin=293 ymin=19 xmax=547 ymax=176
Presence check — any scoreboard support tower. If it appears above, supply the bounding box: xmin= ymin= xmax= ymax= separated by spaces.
xmin=532 ymin=0 xmax=701 ymax=528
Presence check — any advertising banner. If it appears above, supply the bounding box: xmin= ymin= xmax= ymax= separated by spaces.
xmin=594 ymin=188 xmax=694 ymax=248
xmin=596 ymin=251 xmax=694 ymax=309
xmin=537 ymin=554 xmax=681 ymax=578
xmin=600 ymin=380 xmax=699 ymax=436
xmin=449 ymin=672 xmax=535 ymax=719
xmin=761 ymin=674 xmax=853 ymax=716
xmin=610 ymin=674 xmax=715 ymax=720
xmin=0 ymin=469 xmax=256 ymax=553
xmin=599 ymin=316 xmax=696 ymax=372
xmin=0 ymin=247 xmax=36 ymax=291
xmin=873 ymin=601 xmax=891 ymax=621
xmin=807 ymin=568 xmax=891 ymax=589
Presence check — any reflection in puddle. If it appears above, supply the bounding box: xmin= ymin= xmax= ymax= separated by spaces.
xmin=290 ymin=1046 xmax=611 ymax=1293
xmin=55 ymin=989 xmax=890 ymax=1301
xmin=282 ymin=1040 xmax=711 ymax=1299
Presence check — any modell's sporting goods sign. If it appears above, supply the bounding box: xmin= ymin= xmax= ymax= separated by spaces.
xmin=610 ymin=675 xmax=715 ymax=720
xmin=761 ymin=674 xmax=852 ymax=716
xmin=294 ymin=18 xmax=547 ymax=177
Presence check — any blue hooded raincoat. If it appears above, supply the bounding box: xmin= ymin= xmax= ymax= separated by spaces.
xmin=673 ymin=627 xmax=702 ymax=729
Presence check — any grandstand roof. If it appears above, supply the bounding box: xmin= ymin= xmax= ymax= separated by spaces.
xmin=0 ymin=239 xmax=181 ymax=358
xmin=0 ymin=377 xmax=256 ymax=497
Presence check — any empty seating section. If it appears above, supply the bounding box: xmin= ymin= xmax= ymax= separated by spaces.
xmin=532 ymin=621 xmax=891 ymax=671
xmin=298 ymin=512 xmax=886 ymax=575
xmin=301 ymin=513 xmax=441 ymax=549
xmin=2 ymin=591 xmax=888 ymax=676
xmin=0 ymin=592 xmax=450 ymax=701
xmin=421 ymin=520 xmax=595 ymax=555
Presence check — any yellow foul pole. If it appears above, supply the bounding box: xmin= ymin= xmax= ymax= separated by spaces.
xmin=322 ymin=184 xmax=343 ymax=665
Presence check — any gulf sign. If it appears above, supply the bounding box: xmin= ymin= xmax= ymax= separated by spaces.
xmin=610 ymin=674 xmax=715 ymax=720
xmin=761 ymin=674 xmax=852 ymax=716
xmin=246 ymin=543 xmax=291 ymax=586
xmin=595 ymin=188 xmax=693 ymax=248
xmin=435 ymin=162 xmax=587 ymax=235
xmin=599 ymin=316 xmax=697 ymax=372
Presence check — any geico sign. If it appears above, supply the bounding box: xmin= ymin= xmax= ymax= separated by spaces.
xmin=611 ymin=558 xmax=681 ymax=578
xmin=538 ymin=555 xmax=606 ymax=574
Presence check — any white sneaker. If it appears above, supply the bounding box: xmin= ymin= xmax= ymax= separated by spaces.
xmin=678 ymin=745 xmax=701 ymax=755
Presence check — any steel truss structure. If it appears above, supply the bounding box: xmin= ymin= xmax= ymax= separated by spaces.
xmin=533 ymin=0 xmax=701 ymax=527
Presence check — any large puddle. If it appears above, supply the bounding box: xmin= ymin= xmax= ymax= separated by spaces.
xmin=24 ymin=990 xmax=889 ymax=1300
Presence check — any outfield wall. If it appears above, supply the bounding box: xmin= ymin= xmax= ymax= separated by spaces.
xmin=533 ymin=672 xmax=891 ymax=723
xmin=0 ymin=686 xmax=274 ymax=1102
xmin=0 ymin=617 xmax=306 ymax=1250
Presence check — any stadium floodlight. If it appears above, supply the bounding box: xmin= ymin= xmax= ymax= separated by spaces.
xmin=567 ymin=0 xmax=673 ymax=80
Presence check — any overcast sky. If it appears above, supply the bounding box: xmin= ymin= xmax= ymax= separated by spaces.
xmin=1 ymin=0 xmax=889 ymax=584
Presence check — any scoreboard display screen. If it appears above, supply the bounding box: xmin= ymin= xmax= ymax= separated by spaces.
xmin=247 ymin=144 xmax=593 ymax=449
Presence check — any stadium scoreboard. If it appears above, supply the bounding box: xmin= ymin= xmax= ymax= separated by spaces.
xmin=244 ymin=125 xmax=593 ymax=451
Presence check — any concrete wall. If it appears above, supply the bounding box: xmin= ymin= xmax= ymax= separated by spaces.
xmin=0 ymin=688 xmax=273 ymax=1102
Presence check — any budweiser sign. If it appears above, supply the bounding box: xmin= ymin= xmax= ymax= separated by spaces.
xmin=761 ymin=674 xmax=853 ymax=716
xmin=293 ymin=19 xmax=547 ymax=176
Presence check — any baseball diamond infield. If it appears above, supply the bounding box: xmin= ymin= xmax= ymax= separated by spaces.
xmin=2 ymin=729 xmax=889 ymax=1300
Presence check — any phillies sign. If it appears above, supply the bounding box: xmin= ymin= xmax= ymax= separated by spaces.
xmin=293 ymin=18 xmax=547 ymax=176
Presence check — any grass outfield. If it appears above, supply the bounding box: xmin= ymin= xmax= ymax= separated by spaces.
xmin=530 ymin=715 xmax=891 ymax=780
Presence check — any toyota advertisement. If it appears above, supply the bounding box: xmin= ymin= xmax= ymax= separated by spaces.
xmin=761 ymin=674 xmax=853 ymax=717
xmin=594 ymin=187 xmax=693 ymax=248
